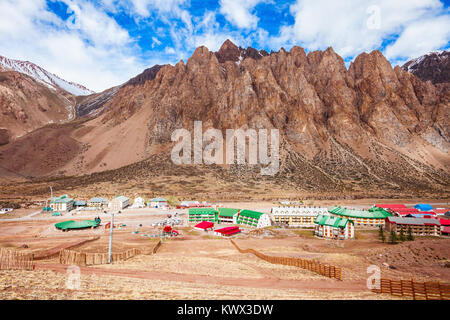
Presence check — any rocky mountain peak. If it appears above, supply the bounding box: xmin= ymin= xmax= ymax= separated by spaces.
xmin=402 ymin=50 xmax=449 ymax=84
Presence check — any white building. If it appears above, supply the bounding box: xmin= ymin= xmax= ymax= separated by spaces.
xmin=272 ymin=206 xmax=329 ymax=227
xmin=88 ymin=197 xmax=109 ymax=208
xmin=109 ymin=196 xmax=130 ymax=211
xmin=148 ymin=198 xmax=168 ymax=208
xmin=131 ymin=197 xmax=146 ymax=208
xmin=49 ymin=195 xmax=74 ymax=212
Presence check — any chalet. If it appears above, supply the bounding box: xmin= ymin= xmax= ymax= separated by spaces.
xmin=314 ymin=214 xmax=354 ymax=239
xmin=272 ymin=206 xmax=328 ymax=227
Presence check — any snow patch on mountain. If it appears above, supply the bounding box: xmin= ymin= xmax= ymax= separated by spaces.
xmin=0 ymin=55 xmax=94 ymax=96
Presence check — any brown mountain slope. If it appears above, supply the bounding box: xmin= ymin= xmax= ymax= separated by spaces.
xmin=0 ymin=41 xmax=449 ymax=197
xmin=0 ymin=71 xmax=74 ymax=144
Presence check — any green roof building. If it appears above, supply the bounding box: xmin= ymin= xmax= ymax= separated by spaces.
xmin=328 ymin=206 xmax=391 ymax=226
xmin=237 ymin=210 xmax=271 ymax=228
xmin=314 ymin=214 xmax=354 ymax=239
xmin=189 ymin=208 xmax=219 ymax=223
xmin=188 ymin=207 xmax=272 ymax=228
xmin=218 ymin=208 xmax=240 ymax=223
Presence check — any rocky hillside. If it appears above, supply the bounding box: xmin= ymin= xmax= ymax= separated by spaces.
xmin=0 ymin=71 xmax=75 ymax=145
xmin=402 ymin=51 xmax=449 ymax=84
xmin=0 ymin=41 xmax=449 ymax=196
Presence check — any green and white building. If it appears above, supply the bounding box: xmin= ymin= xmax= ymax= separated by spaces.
xmin=189 ymin=208 xmax=218 ymax=223
xmin=49 ymin=195 xmax=74 ymax=212
xmin=329 ymin=206 xmax=392 ymax=226
xmin=237 ymin=210 xmax=271 ymax=228
xmin=272 ymin=206 xmax=329 ymax=227
xmin=217 ymin=208 xmax=240 ymax=223
xmin=314 ymin=214 xmax=354 ymax=239
xmin=188 ymin=208 xmax=271 ymax=228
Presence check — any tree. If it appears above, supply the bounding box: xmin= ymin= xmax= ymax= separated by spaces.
xmin=389 ymin=230 xmax=397 ymax=244
xmin=406 ymin=226 xmax=414 ymax=241
xmin=378 ymin=225 xmax=386 ymax=243
xmin=399 ymin=228 xmax=405 ymax=241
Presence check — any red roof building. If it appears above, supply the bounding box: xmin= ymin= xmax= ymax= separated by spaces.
xmin=434 ymin=209 xmax=450 ymax=215
xmin=375 ymin=204 xmax=406 ymax=209
xmin=214 ymin=226 xmax=241 ymax=237
xmin=194 ymin=221 xmax=214 ymax=231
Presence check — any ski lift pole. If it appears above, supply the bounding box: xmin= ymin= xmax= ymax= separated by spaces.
xmin=108 ymin=212 xmax=115 ymax=263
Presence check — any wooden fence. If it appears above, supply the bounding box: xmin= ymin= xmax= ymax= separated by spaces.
xmin=152 ymin=240 xmax=162 ymax=254
xmin=0 ymin=248 xmax=34 ymax=271
xmin=371 ymin=278 xmax=450 ymax=300
xmin=59 ymin=239 xmax=162 ymax=266
xmin=230 ymin=240 xmax=342 ymax=280
xmin=59 ymin=248 xmax=141 ymax=266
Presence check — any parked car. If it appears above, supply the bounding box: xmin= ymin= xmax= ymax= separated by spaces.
xmin=0 ymin=208 xmax=13 ymax=214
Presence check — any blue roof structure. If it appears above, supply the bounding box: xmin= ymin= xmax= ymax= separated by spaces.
xmin=414 ymin=204 xmax=433 ymax=211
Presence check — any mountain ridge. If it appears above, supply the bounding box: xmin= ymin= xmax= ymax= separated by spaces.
xmin=0 ymin=40 xmax=448 ymax=198
xmin=0 ymin=55 xmax=94 ymax=96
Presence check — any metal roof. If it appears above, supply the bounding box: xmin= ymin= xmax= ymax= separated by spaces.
xmin=239 ymin=209 xmax=265 ymax=219
xmin=414 ymin=204 xmax=433 ymax=211
xmin=189 ymin=208 xmax=218 ymax=214
xmin=315 ymin=214 xmax=352 ymax=228
xmin=386 ymin=216 xmax=440 ymax=226
xmin=149 ymin=197 xmax=167 ymax=202
xmin=329 ymin=206 xmax=391 ymax=219
xmin=218 ymin=208 xmax=240 ymax=217
xmin=89 ymin=197 xmax=108 ymax=203
xmin=113 ymin=196 xmax=129 ymax=202
xmin=50 ymin=195 xmax=74 ymax=204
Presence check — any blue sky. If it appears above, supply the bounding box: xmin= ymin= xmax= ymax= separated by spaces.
xmin=0 ymin=0 xmax=449 ymax=92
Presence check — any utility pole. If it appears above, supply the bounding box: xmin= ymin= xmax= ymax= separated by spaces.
xmin=108 ymin=212 xmax=115 ymax=264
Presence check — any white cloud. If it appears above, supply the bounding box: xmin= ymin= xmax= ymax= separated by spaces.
xmin=152 ymin=36 xmax=162 ymax=47
xmin=272 ymin=0 xmax=449 ymax=60
xmin=0 ymin=0 xmax=151 ymax=92
xmin=63 ymin=0 xmax=131 ymax=46
xmin=219 ymin=0 xmax=265 ymax=29
xmin=130 ymin=0 xmax=187 ymax=17
xmin=385 ymin=15 xmax=450 ymax=63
